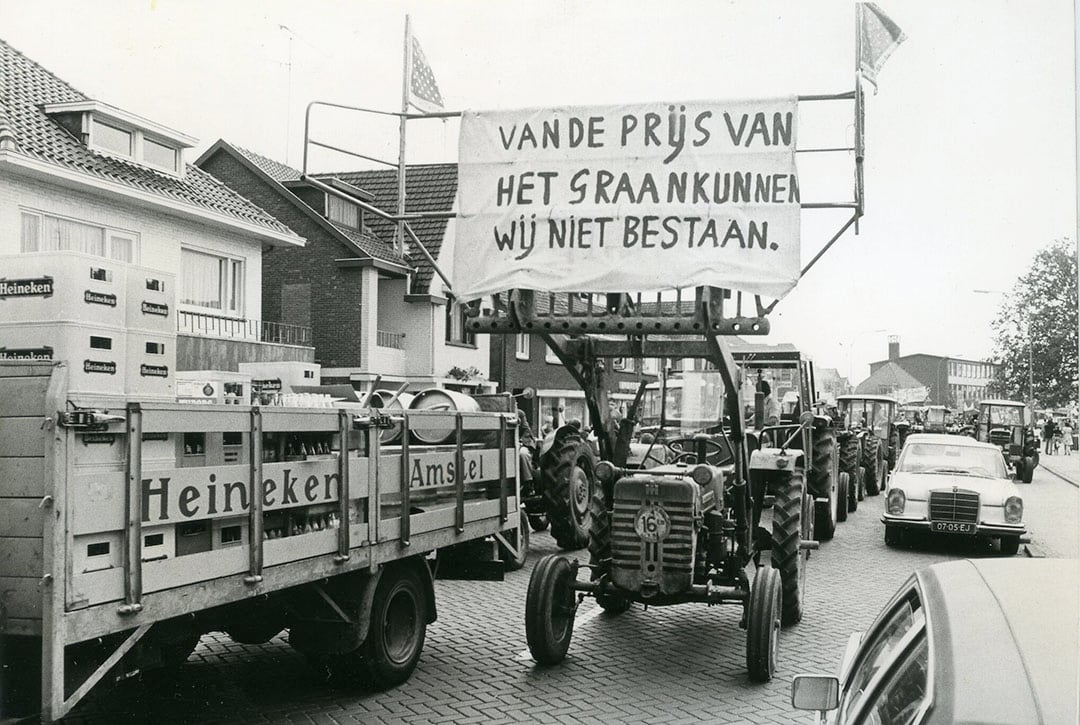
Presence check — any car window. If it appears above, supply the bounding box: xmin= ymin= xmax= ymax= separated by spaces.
xmin=896 ymin=443 xmax=1007 ymax=478
xmin=840 ymin=592 xmax=925 ymax=722
xmin=866 ymin=636 xmax=930 ymax=725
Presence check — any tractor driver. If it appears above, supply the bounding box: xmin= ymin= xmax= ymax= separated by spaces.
xmin=517 ymin=409 xmax=537 ymax=485
xmin=759 ymin=380 xmax=781 ymax=427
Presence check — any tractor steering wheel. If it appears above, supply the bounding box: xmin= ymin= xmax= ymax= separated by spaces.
xmin=666 ymin=437 xmax=727 ymax=465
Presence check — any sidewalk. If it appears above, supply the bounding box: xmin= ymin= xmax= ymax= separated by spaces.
xmin=1040 ymin=450 xmax=1080 ymax=485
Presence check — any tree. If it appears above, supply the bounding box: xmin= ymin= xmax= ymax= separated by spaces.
xmin=988 ymin=238 xmax=1078 ymax=409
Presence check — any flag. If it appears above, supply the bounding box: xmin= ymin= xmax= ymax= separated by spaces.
xmin=857 ymin=2 xmax=907 ymax=88
xmin=408 ymin=34 xmax=444 ymax=114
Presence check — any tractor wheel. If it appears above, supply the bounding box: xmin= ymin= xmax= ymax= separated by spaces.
xmin=525 ymin=555 xmax=578 ymax=665
xmin=498 ymin=509 xmax=530 ymax=571
xmin=836 ymin=472 xmax=849 ymax=523
xmin=810 ymin=425 xmax=837 ymax=542
xmin=587 ymin=486 xmax=630 ymax=614
xmin=856 ymin=466 xmax=866 ymax=502
xmin=541 ymin=432 xmax=594 ymax=550
xmin=999 ymin=536 xmax=1021 ymax=556
xmin=1021 ymin=457 xmax=1035 ymax=484
xmin=838 ymin=435 xmax=860 ymax=510
xmin=360 ymin=566 xmax=427 ymax=690
xmin=527 ymin=514 xmax=549 ymax=532
xmin=770 ymin=470 xmax=807 ymax=626
xmin=746 ymin=566 xmax=782 ymax=683
xmin=862 ymin=437 xmax=882 ymax=496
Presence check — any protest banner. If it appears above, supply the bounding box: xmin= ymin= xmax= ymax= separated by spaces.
xmin=453 ymin=98 xmax=800 ymax=301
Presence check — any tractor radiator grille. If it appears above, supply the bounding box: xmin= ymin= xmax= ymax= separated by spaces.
xmin=611 ymin=500 xmax=696 ymax=572
xmin=929 ymin=490 xmax=979 ymax=523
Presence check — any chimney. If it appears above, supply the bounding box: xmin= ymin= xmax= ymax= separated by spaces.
xmin=888 ymin=335 xmax=900 ymax=361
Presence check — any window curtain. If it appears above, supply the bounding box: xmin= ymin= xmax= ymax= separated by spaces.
xmin=20 ymin=213 xmax=40 ymax=252
xmin=42 ymin=216 xmax=106 ymax=256
xmin=181 ymin=249 xmax=223 ymax=309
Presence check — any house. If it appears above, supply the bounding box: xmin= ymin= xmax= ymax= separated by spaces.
xmin=858 ymin=336 xmax=995 ymax=408
xmin=194 ymin=145 xmax=490 ymax=395
xmin=0 ymin=38 xmax=312 ymax=391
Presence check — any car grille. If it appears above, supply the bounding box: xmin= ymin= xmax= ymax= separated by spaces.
xmin=929 ymin=490 xmax=979 ymax=523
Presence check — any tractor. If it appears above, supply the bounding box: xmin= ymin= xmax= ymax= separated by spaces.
xmin=732 ymin=343 xmax=847 ymax=540
xmin=468 ymin=288 xmax=816 ymax=682
xmin=976 ymin=399 xmax=1039 ymax=482
xmin=835 ymin=394 xmax=898 ymax=498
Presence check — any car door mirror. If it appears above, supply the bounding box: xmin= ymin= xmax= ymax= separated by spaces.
xmin=791 ymin=674 xmax=840 ymax=711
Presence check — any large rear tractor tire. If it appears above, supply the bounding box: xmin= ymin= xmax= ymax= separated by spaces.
xmin=360 ymin=566 xmax=428 ymax=690
xmin=525 ymin=555 xmax=578 ymax=665
xmin=810 ymin=425 xmax=838 ymax=542
xmin=862 ymin=436 xmax=882 ymax=496
xmin=541 ymin=432 xmax=594 ymax=550
xmin=771 ymin=470 xmax=808 ymax=626
xmin=836 ymin=472 xmax=849 ymax=523
xmin=1021 ymin=457 xmax=1035 ymax=484
xmin=746 ymin=566 xmax=782 ymax=683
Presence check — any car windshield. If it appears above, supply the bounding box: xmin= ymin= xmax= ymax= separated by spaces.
xmin=984 ymin=406 xmax=1022 ymax=426
xmin=897 ymin=442 xmax=1007 ymax=478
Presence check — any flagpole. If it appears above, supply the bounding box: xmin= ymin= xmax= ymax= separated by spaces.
xmin=396 ymin=15 xmax=411 ymax=257
xmin=854 ymin=4 xmax=865 ymax=227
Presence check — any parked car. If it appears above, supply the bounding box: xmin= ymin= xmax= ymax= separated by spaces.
xmin=881 ymin=433 xmax=1025 ymax=555
xmin=791 ymin=558 xmax=1079 ymax=724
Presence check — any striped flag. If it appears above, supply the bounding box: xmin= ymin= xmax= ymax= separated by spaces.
xmin=408 ymin=34 xmax=444 ymax=114
xmin=857 ymin=2 xmax=907 ymax=88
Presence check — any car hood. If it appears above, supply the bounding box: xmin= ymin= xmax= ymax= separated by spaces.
xmin=889 ymin=471 xmax=1020 ymax=503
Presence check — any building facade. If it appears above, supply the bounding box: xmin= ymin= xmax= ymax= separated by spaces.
xmin=862 ymin=336 xmax=996 ymax=408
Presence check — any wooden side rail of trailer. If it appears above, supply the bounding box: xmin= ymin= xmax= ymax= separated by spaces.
xmin=0 ymin=361 xmax=519 ymax=722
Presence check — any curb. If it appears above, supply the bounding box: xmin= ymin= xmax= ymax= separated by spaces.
xmin=1023 ymin=542 xmax=1048 ymax=558
xmin=1040 ymin=463 xmax=1079 ymax=489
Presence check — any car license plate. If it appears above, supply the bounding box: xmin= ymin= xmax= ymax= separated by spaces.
xmin=930 ymin=521 xmax=975 ymax=534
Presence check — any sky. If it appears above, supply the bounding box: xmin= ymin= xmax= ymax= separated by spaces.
xmin=1 ymin=0 xmax=1075 ymax=383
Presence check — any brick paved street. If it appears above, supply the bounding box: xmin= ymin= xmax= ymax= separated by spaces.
xmin=64 ymin=470 xmax=1077 ymax=725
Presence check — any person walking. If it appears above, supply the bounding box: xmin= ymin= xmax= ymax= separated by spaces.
xmin=1043 ymin=417 xmax=1056 ymax=455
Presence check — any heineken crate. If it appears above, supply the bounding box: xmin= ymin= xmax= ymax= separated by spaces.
xmin=0 ymin=321 xmax=125 ymax=395
xmin=0 ymin=251 xmax=127 ymax=327
xmin=125 ymin=330 xmax=176 ymax=399
xmin=125 ymin=265 xmax=175 ymax=334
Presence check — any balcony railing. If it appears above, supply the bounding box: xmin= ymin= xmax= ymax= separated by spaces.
xmin=377 ymin=329 xmax=406 ymax=349
xmin=178 ymin=310 xmax=312 ymax=347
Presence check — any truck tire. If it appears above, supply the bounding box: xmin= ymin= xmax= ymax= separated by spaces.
xmin=498 ymin=509 xmax=530 ymax=571
xmin=862 ymin=436 xmax=881 ymax=496
xmin=836 ymin=472 xmax=849 ymax=523
xmin=771 ymin=470 xmax=807 ymax=626
xmin=541 ymin=432 xmax=594 ymax=550
xmin=525 ymin=555 xmax=577 ymax=665
xmin=527 ymin=514 xmax=549 ymax=532
xmin=746 ymin=566 xmax=782 ymax=683
xmin=360 ymin=566 xmax=427 ymax=690
xmin=586 ymin=488 xmax=630 ymax=615
xmin=810 ymin=426 xmax=837 ymax=542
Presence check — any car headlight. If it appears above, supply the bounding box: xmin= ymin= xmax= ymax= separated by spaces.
xmin=1004 ymin=496 xmax=1023 ymax=524
xmin=887 ymin=489 xmax=906 ymax=515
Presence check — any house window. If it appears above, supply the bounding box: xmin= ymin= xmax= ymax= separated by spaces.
xmin=444 ymin=297 xmax=475 ymax=346
xmin=143 ymin=137 xmax=178 ymax=172
xmin=515 ymin=334 xmax=530 ymax=361
xmin=20 ymin=211 xmax=138 ymax=262
xmin=181 ymin=248 xmax=243 ymax=313
xmin=327 ymin=195 xmax=360 ymax=229
xmin=92 ymin=119 xmax=133 ymax=157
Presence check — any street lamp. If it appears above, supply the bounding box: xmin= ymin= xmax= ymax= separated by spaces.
xmin=973 ymin=289 xmax=1033 ymax=405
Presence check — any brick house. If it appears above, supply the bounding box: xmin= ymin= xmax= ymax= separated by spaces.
xmin=861 ymin=336 xmax=996 ymax=408
xmin=195 ymin=144 xmax=490 ymax=394
xmin=0 ymin=38 xmax=311 ymax=388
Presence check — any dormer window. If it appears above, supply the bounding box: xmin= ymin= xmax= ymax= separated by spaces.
xmin=327 ymin=194 xmax=360 ymax=229
xmin=44 ymin=100 xmax=195 ymax=178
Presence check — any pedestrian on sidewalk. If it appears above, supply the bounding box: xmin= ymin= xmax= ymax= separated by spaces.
xmin=1062 ymin=419 xmax=1074 ymax=454
xmin=1043 ymin=417 xmax=1056 ymax=455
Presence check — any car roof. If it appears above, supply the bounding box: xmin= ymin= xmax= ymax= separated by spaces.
xmin=836 ymin=394 xmax=898 ymax=404
xmin=980 ymin=399 xmax=1025 ymax=407
xmin=902 ymin=433 xmax=997 ymax=450
xmin=918 ymin=559 xmax=1079 ymax=724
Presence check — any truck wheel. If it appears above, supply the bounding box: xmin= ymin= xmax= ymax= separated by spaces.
xmin=541 ymin=433 xmax=593 ymax=550
xmin=498 ymin=510 xmax=530 ymax=571
xmin=810 ymin=426 xmax=837 ymax=542
xmin=528 ymin=514 xmax=549 ymax=532
xmin=525 ymin=555 xmax=577 ymax=665
xmin=361 ymin=566 xmax=427 ymax=690
xmin=863 ymin=437 xmax=881 ymax=496
xmin=836 ymin=472 xmax=849 ymax=523
xmin=771 ymin=470 xmax=807 ymax=626
xmin=999 ymin=536 xmax=1020 ymax=556
xmin=746 ymin=566 xmax=782 ymax=683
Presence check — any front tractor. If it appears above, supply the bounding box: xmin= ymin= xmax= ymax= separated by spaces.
xmin=976 ymin=399 xmax=1039 ymax=482
xmin=470 ymin=288 xmax=817 ymax=683
xmin=836 ymin=394 xmax=898 ymax=497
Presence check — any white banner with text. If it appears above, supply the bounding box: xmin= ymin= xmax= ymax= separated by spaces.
xmin=453 ymin=98 xmax=801 ymax=301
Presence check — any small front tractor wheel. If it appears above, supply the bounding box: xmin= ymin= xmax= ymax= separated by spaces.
xmin=746 ymin=565 xmax=782 ymax=683
xmin=525 ymin=555 xmax=578 ymax=665
xmin=771 ymin=470 xmax=807 ymax=626
xmin=527 ymin=514 xmax=549 ymax=532
xmin=498 ymin=509 xmax=530 ymax=571
xmin=541 ymin=432 xmax=594 ymax=550
xmin=836 ymin=472 xmax=849 ymax=523
xmin=360 ymin=566 xmax=428 ymax=690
